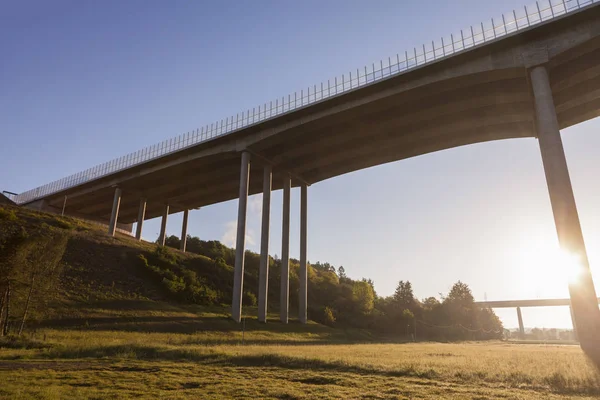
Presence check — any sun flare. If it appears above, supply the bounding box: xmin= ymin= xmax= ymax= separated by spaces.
xmin=513 ymin=242 xmax=584 ymax=298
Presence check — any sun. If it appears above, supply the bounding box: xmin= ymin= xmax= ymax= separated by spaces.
xmin=512 ymin=241 xmax=584 ymax=299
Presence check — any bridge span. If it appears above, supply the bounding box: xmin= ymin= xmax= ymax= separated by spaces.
xmin=476 ymin=298 xmax=600 ymax=339
xmin=6 ymin=0 xmax=600 ymax=352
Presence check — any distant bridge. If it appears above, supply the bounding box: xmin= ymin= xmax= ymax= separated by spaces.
xmin=6 ymin=0 xmax=600 ymax=350
xmin=475 ymin=298 xmax=600 ymax=338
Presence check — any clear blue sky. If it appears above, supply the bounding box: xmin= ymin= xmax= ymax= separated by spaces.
xmin=2 ymin=0 xmax=599 ymax=328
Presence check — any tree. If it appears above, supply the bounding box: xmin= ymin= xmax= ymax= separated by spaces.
xmin=352 ymin=280 xmax=375 ymax=315
xmin=445 ymin=281 xmax=474 ymax=306
xmin=162 ymin=235 xmax=180 ymax=249
xmin=338 ymin=266 xmax=347 ymax=279
xmin=393 ymin=281 xmax=415 ymax=310
xmin=17 ymin=232 xmax=68 ymax=334
xmin=421 ymin=297 xmax=440 ymax=310
xmin=0 ymin=226 xmax=28 ymax=336
xmin=402 ymin=308 xmax=415 ymax=338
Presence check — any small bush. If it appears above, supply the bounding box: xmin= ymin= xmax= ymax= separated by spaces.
xmin=154 ymin=246 xmax=177 ymax=265
xmin=162 ymin=277 xmax=186 ymax=294
xmin=243 ymin=291 xmax=257 ymax=307
xmin=0 ymin=208 xmax=17 ymax=221
xmin=55 ymin=219 xmax=75 ymax=230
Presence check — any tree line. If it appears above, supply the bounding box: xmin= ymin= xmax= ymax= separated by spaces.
xmin=157 ymin=234 xmax=503 ymax=340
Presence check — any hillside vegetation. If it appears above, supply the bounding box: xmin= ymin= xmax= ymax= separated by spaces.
xmin=0 ymin=204 xmax=501 ymax=340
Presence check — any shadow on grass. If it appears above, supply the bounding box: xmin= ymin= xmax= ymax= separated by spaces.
xmin=16 ymin=344 xmax=598 ymax=395
xmin=5 ymin=337 xmax=600 ymax=396
xmin=34 ymin=315 xmax=337 ymax=334
xmin=40 ymin=343 xmax=437 ymax=378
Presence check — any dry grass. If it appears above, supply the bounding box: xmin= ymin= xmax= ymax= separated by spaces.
xmin=2 ymin=328 xmax=599 ymax=399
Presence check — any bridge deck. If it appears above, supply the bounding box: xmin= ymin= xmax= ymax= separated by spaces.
xmin=15 ymin=3 xmax=600 ymax=225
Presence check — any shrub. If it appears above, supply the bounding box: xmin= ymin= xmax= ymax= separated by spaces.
xmin=54 ymin=219 xmax=74 ymax=230
xmin=162 ymin=277 xmax=186 ymax=294
xmin=153 ymin=246 xmax=177 ymax=265
xmin=323 ymin=306 xmax=336 ymax=326
xmin=243 ymin=291 xmax=257 ymax=307
xmin=0 ymin=208 xmax=17 ymax=221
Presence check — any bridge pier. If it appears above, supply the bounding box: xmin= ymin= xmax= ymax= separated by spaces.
xmin=299 ymin=184 xmax=308 ymax=324
xmin=232 ymin=151 xmax=251 ymax=323
xmin=180 ymin=209 xmax=189 ymax=252
xmin=531 ymin=65 xmax=600 ymax=354
xmin=280 ymin=174 xmax=291 ymax=324
xmin=108 ymin=187 xmax=122 ymax=237
xmin=135 ymin=198 xmax=146 ymax=241
xmin=258 ymin=165 xmax=272 ymax=323
xmin=569 ymin=305 xmax=578 ymax=341
xmin=159 ymin=204 xmax=169 ymax=246
xmin=516 ymin=306 xmax=525 ymax=339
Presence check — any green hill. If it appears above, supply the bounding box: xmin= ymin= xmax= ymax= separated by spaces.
xmin=0 ymin=204 xmax=377 ymax=344
xmin=0 ymin=203 xmax=502 ymax=341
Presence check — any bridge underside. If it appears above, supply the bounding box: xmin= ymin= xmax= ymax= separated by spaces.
xmin=28 ymin=7 xmax=600 ymax=227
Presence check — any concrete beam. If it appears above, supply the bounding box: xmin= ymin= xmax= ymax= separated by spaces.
xmin=180 ymin=209 xmax=189 ymax=252
xmin=280 ymin=174 xmax=291 ymax=324
xmin=475 ymin=297 xmax=600 ymax=308
xmin=159 ymin=204 xmax=169 ymax=246
xmin=135 ymin=198 xmax=146 ymax=241
xmin=232 ymin=151 xmax=251 ymax=323
xmin=299 ymin=184 xmax=308 ymax=324
xmin=108 ymin=187 xmax=122 ymax=237
xmin=531 ymin=64 xmax=600 ymax=354
xmin=258 ymin=165 xmax=272 ymax=323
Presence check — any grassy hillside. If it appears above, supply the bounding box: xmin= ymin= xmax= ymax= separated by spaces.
xmin=0 ymin=204 xmax=375 ymax=342
xmin=0 ymin=203 xmax=504 ymax=342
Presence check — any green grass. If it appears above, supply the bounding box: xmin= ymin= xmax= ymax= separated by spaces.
xmin=2 ymin=205 xmax=600 ymax=398
xmin=1 ymin=327 xmax=600 ymax=399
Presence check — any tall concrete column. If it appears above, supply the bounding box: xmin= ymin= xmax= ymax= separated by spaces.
xmin=299 ymin=184 xmax=308 ymax=324
xmin=232 ymin=151 xmax=251 ymax=323
xmin=108 ymin=187 xmax=122 ymax=237
xmin=516 ymin=306 xmax=525 ymax=339
xmin=280 ymin=174 xmax=291 ymax=324
xmin=180 ymin=209 xmax=189 ymax=252
xmin=530 ymin=65 xmax=600 ymax=354
xmin=159 ymin=204 xmax=169 ymax=246
xmin=61 ymin=195 xmax=67 ymax=217
xmin=258 ymin=165 xmax=272 ymax=323
xmin=569 ymin=304 xmax=578 ymax=341
xmin=135 ymin=198 xmax=146 ymax=241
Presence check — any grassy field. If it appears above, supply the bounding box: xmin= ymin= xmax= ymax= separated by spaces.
xmin=1 ymin=320 xmax=600 ymax=399
xmin=2 ymin=205 xmax=600 ymax=398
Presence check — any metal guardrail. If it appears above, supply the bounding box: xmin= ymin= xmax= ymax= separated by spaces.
xmin=10 ymin=0 xmax=599 ymax=205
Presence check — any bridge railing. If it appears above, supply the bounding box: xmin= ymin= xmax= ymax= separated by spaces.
xmin=12 ymin=0 xmax=599 ymax=205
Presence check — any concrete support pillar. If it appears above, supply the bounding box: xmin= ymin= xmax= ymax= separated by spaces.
xmin=61 ymin=195 xmax=67 ymax=217
xmin=530 ymin=65 xmax=600 ymax=353
xmin=258 ymin=165 xmax=272 ymax=323
xmin=159 ymin=204 xmax=169 ymax=246
xmin=180 ymin=209 xmax=189 ymax=252
xmin=516 ymin=306 xmax=525 ymax=339
xmin=280 ymin=174 xmax=291 ymax=324
xmin=232 ymin=151 xmax=251 ymax=323
xmin=108 ymin=187 xmax=122 ymax=237
xmin=135 ymin=198 xmax=146 ymax=241
xmin=569 ymin=304 xmax=578 ymax=341
xmin=299 ymin=184 xmax=308 ymax=324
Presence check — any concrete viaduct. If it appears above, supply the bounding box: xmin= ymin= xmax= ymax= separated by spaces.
xmin=6 ymin=1 xmax=600 ymax=353
xmin=476 ymin=298 xmax=600 ymax=339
